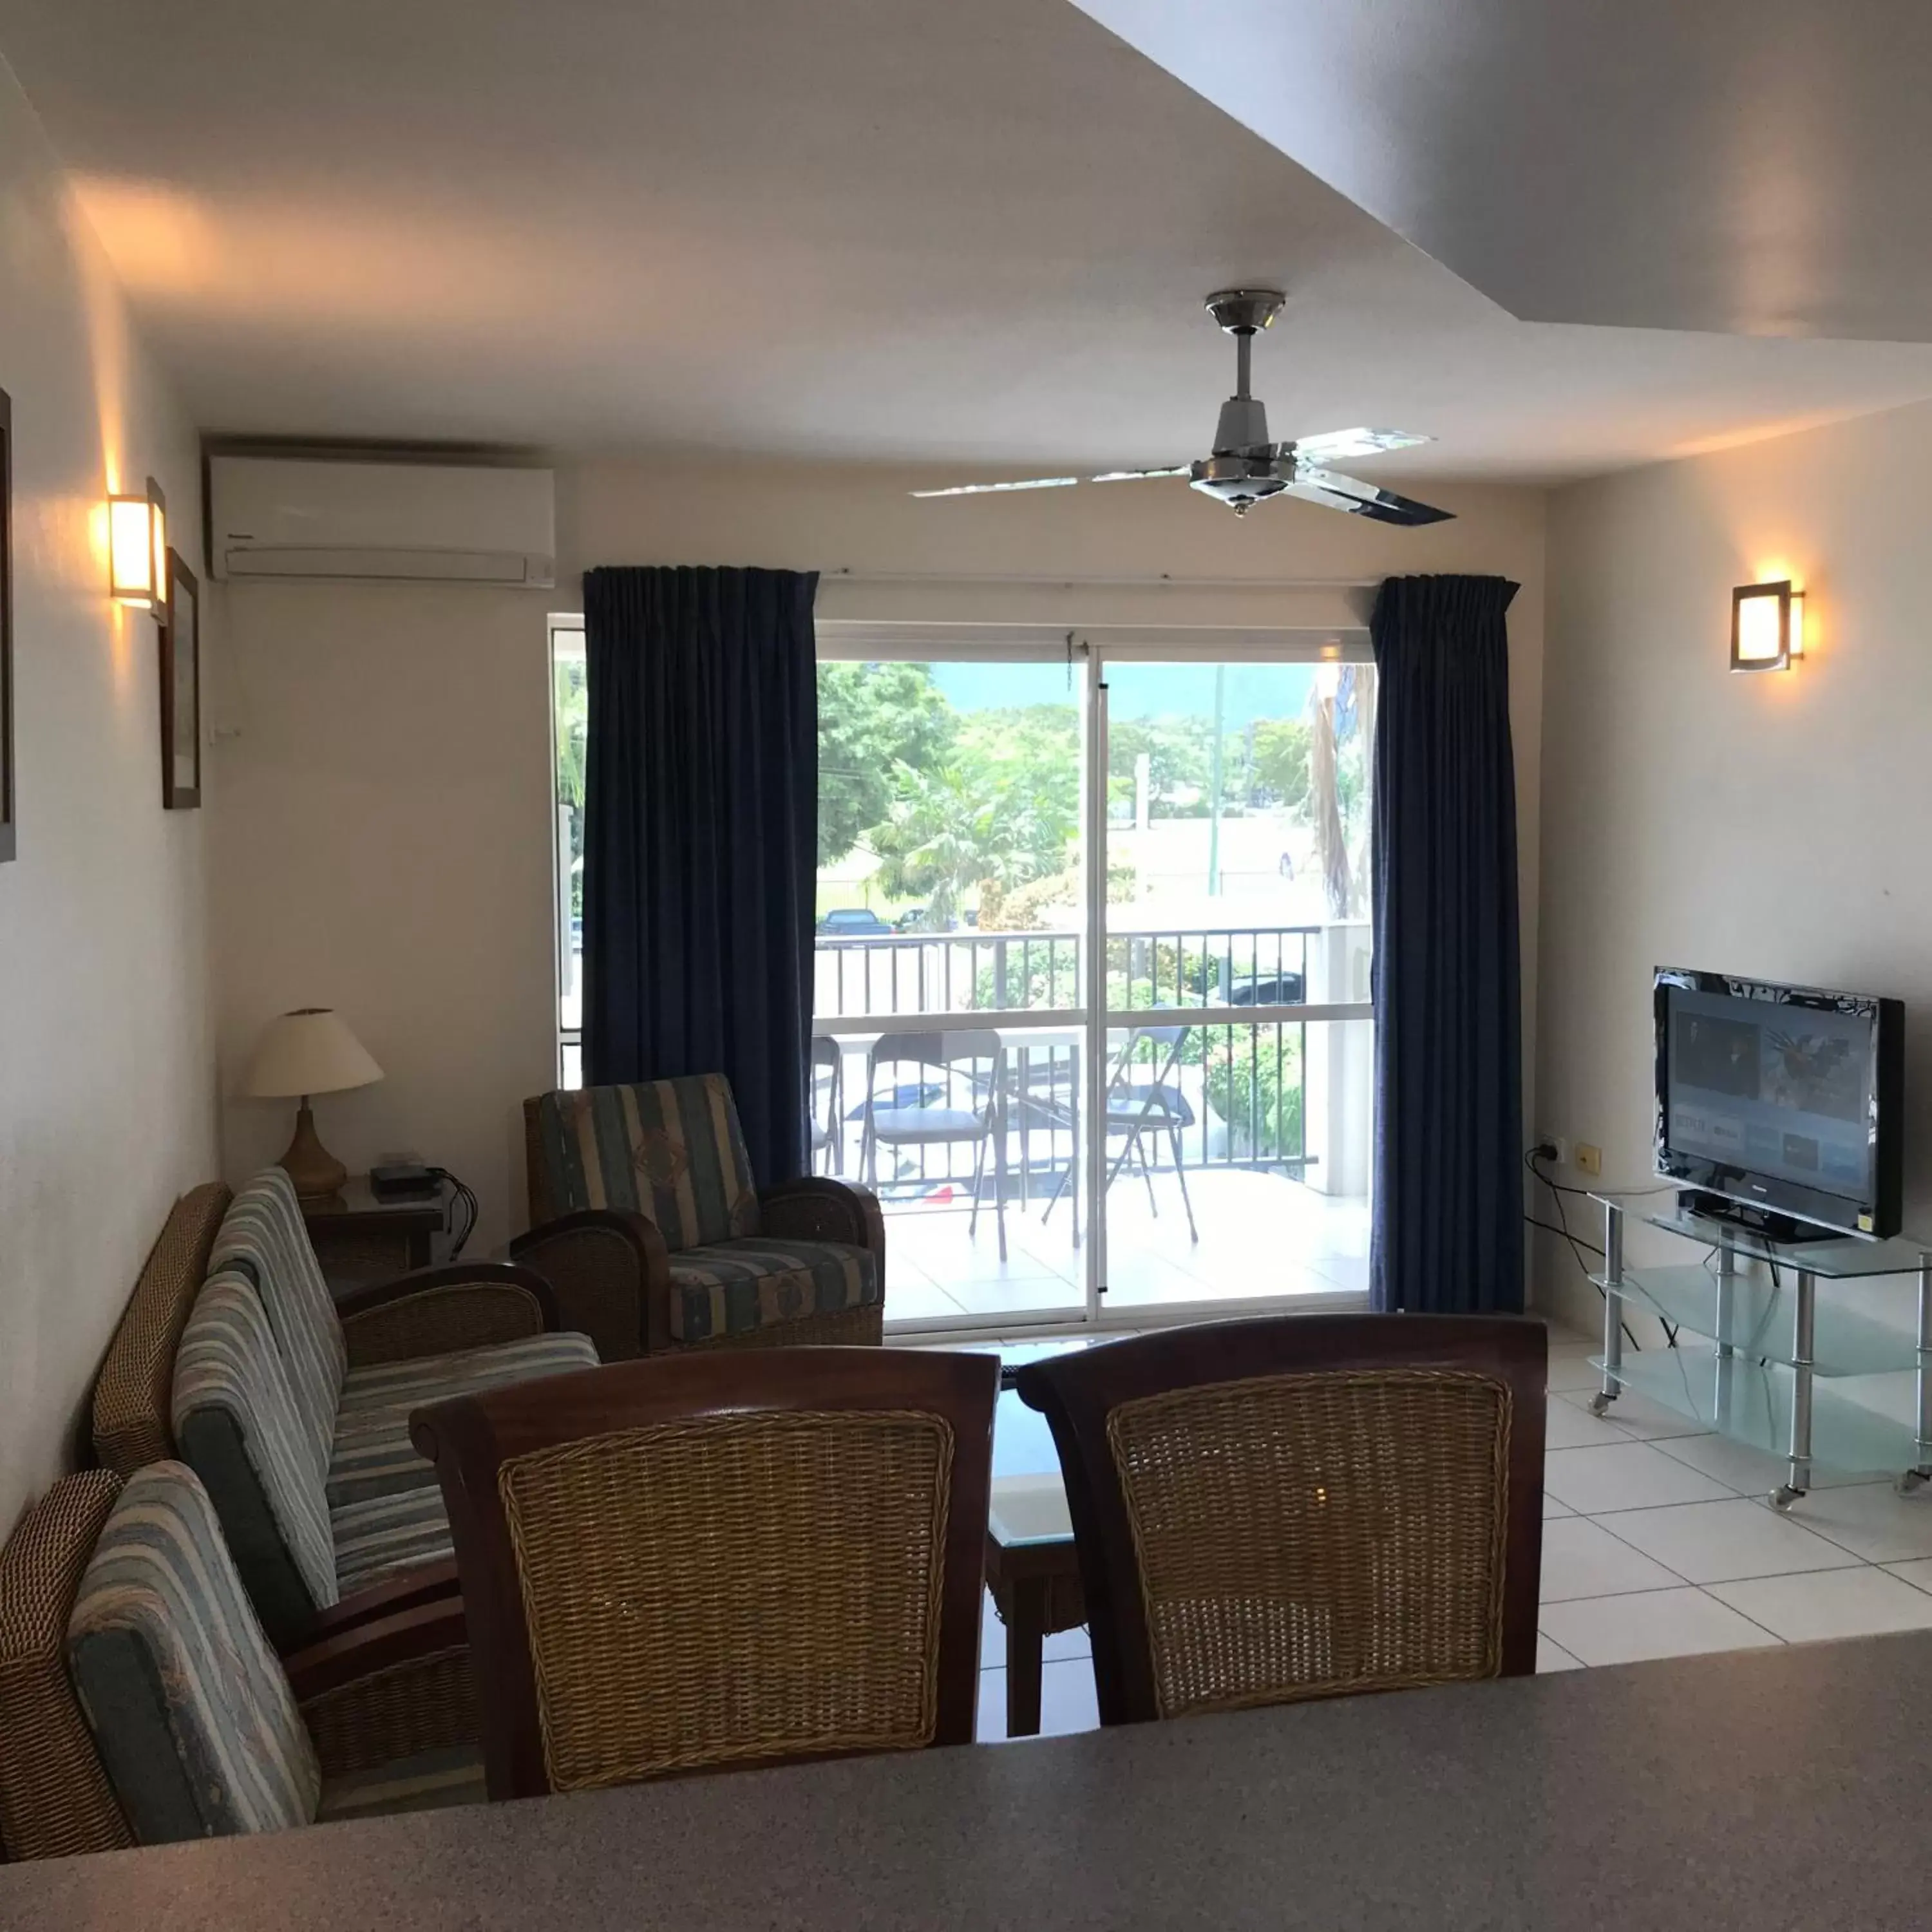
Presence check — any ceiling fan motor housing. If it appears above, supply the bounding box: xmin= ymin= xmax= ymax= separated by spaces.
xmin=1213 ymin=392 xmax=1270 ymax=453
xmin=1189 ymin=452 xmax=1292 ymax=514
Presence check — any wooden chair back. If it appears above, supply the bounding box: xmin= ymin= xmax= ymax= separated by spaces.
xmin=411 ymin=1348 xmax=998 ymax=1798
xmin=1013 ymin=1314 xmax=1546 ymax=1725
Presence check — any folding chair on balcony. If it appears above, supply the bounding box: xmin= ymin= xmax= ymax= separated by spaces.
xmin=1045 ymin=1024 xmax=1198 ymax=1244
xmin=810 ymin=1036 xmax=845 ymax=1176
xmin=861 ymin=1030 xmax=1010 ymax=1260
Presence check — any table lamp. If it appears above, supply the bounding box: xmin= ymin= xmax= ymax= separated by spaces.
xmin=244 ymin=1008 xmax=384 ymax=1202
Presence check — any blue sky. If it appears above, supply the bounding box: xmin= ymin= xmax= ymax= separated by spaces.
xmin=929 ymin=660 xmax=1318 ymax=727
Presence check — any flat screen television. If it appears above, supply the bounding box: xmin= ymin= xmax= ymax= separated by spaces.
xmin=1654 ymin=967 xmax=1904 ymax=1239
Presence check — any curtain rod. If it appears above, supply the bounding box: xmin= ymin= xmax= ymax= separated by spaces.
xmin=822 ymin=567 xmax=1381 ymax=592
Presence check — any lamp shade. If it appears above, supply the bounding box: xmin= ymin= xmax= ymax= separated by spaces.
xmin=245 ymin=1008 xmax=384 ymax=1099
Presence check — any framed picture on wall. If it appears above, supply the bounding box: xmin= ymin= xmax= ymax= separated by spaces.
xmin=160 ymin=547 xmax=200 ymax=810
xmin=1 ymin=386 xmax=14 ymax=862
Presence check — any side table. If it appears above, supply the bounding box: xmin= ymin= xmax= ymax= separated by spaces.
xmin=302 ymin=1173 xmax=457 ymax=1296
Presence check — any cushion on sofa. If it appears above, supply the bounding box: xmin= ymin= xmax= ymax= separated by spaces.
xmin=330 ymin=1486 xmax=454 ymax=1596
xmin=315 ymin=1745 xmax=484 ymax=1822
xmin=67 ymin=1462 xmax=321 ymax=1843
xmin=211 ymin=1169 xmax=347 ymax=1469
xmin=328 ymin=1332 xmax=600 ymax=1507
xmin=173 ymin=1271 xmax=339 ymax=1641
xmin=667 ymin=1237 xmax=879 ymax=1343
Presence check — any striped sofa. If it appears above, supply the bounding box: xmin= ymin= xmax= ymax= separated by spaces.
xmin=172 ymin=1170 xmax=598 ymax=1645
xmin=513 ymin=1072 xmax=887 ymax=1359
xmin=0 ymin=1463 xmax=480 ymax=1859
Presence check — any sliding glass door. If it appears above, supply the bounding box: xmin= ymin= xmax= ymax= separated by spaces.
xmin=1091 ymin=653 xmax=1374 ymax=1316
xmin=810 ymin=624 xmax=1374 ymax=1334
xmin=812 ymin=639 xmax=1088 ymax=1329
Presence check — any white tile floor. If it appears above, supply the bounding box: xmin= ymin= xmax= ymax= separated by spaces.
xmin=972 ymin=1322 xmax=1932 ymax=1743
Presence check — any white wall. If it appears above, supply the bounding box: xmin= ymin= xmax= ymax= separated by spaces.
xmin=1536 ymin=396 xmax=1932 ymax=1332
xmin=213 ymin=456 xmax=1546 ymax=1253
xmin=0 ymin=59 xmax=214 ymax=1530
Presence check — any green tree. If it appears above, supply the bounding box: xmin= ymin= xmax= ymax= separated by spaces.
xmin=869 ymin=704 xmax=1079 ymax=927
xmin=1249 ymin=717 xmax=1311 ymax=813
xmin=553 ymin=656 xmax=588 ymax=918
xmin=956 ymin=704 xmax=1079 ymax=875
xmin=816 ymin=662 xmax=956 ymax=867
xmin=867 ymin=762 xmax=1014 ymax=927
xmin=1106 ymin=715 xmax=1212 ymax=817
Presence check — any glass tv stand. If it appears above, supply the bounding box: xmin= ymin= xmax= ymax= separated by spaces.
xmin=1588 ymin=1190 xmax=1932 ymax=1510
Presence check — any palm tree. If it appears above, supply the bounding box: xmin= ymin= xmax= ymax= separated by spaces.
xmin=869 ymin=761 xmax=1046 ymax=927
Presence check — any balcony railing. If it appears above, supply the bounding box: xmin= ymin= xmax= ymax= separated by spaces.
xmin=814 ymin=922 xmax=1317 ymax=1019
xmin=812 ymin=922 xmax=1357 ymax=1202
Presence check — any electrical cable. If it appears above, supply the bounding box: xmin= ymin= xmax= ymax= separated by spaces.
xmin=429 ymin=1167 xmax=478 ymax=1260
xmin=1523 ymin=1146 xmax=1645 ymax=1352
xmin=1526 ymin=1213 xmax=1603 ymax=1258
xmin=1700 ymin=1241 xmax=1784 ymax=1359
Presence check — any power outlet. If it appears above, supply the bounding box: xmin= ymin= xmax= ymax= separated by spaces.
xmin=1575 ymin=1142 xmax=1603 ymax=1178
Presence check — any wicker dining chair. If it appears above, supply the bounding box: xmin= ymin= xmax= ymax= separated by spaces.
xmin=1013 ymin=1314 xmax=1546 ymax=1727
xmin=410 ymin=1347 xmax=998 ymax=1799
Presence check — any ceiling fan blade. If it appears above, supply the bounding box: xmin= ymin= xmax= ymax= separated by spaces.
xmin=1090 ymin=466 xmax=1191 ymax=483
xmin=909 ymin=477 xmax=1079 ymax=498
xmin=1286 ymin=466 xmax=1454 ymax=526
xmin=1287 ymin=428 xmax=1432 ymax=463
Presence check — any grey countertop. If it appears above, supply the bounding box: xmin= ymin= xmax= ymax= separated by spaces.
xmin=7 ymin=1633 xmax=1931 ymax=1930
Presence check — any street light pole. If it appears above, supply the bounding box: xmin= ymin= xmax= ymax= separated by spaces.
xmin=1206 ymin=663 xmax=1226 ymax=895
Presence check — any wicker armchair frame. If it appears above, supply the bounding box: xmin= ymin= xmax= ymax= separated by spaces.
xmin=333 ymin=1261 xmax=560 ymax=1368
xmin=0 ymin=1477 xmax=475 ymax=1861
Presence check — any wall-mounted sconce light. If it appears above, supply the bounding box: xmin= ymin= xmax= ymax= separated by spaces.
xmin=1731 ymin=578 xmax=1805 ymax=673
xmin=108 ymin=476 xmax=167 ymax=615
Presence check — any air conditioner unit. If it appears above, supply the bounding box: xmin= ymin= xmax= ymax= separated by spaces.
xmin=208 ymin=456 xmax=556 ymax=587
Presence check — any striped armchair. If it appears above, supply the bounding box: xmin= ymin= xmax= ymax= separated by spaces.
xmin=0 ymin=1464 xmax=480 ymax=1860
xmin=512 ymin=1072 xmax=886 ymax=1361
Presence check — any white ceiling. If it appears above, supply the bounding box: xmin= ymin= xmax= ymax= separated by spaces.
xmin=3 ymin=0 xmax=1931 ymax=480
xmin=1077 ymin=0 xmax=1932 ymax=343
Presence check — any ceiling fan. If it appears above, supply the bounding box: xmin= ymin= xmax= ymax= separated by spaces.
xmin=913 ymin=289 xmax=1452 ymax=525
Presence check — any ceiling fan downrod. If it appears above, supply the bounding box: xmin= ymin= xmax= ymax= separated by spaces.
xmin=1204 ymin=289 xmax=1285 ymax=460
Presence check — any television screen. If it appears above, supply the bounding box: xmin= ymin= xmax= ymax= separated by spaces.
xmin=1654 ymin=969 xmax=1903 ymax=1237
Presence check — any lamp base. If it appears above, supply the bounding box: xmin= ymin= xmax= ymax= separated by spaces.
xmin=278 ymin=1101 xmax=348 ymax=1204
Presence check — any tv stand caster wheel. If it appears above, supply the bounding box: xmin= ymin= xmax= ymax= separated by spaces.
xmin=1772 ymin=1485 xmax=1805 ymax=1511
xmin=1587 ymin=1392 xmax=1615 ymax=1417
xmin=1896 ymin=1470 xmax=1929 ymax=1497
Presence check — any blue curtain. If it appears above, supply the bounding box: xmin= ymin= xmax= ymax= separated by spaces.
xmin=1369 ymin=574 xmax=1524 ymax=1313
xmin=582 ymin=565 xmax=819 ymax=1183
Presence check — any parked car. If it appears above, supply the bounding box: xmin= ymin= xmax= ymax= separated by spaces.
xmin=1227 ymin=971 xmax=1307 ymax=1007
xmin=817 ymin=907 xmax=895 ymax=937
xmin=893 ymin=907 xmax=931 ymax=933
